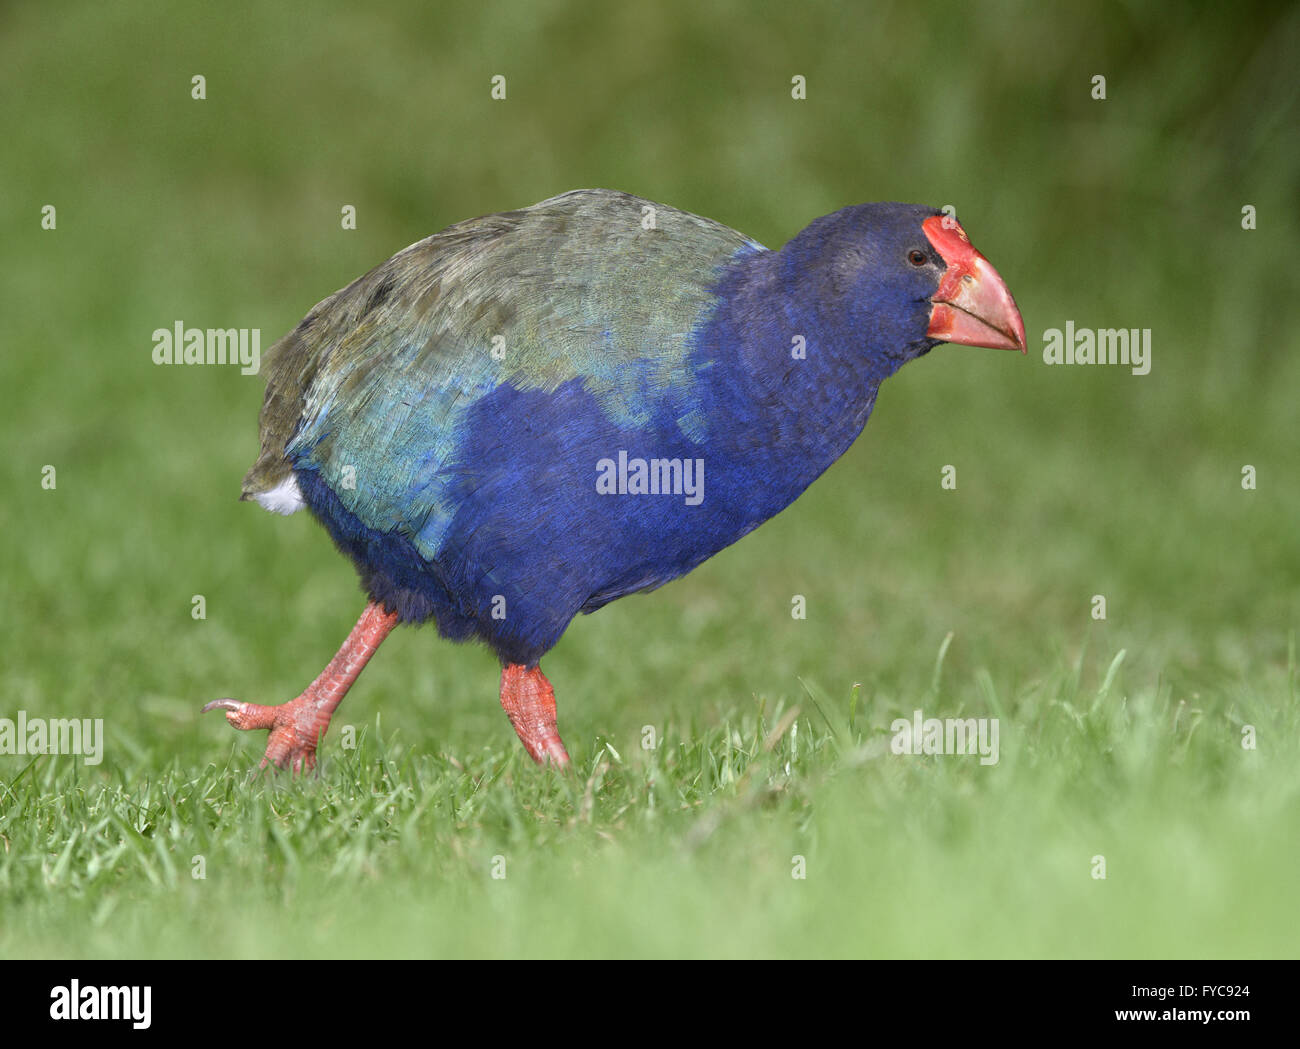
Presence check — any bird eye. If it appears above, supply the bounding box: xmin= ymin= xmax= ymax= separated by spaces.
xmin=907 ymin=249 xmax=928 ymax=267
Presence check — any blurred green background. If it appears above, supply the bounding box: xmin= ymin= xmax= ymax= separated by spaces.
xmin=1 ymin=0 xmax=1297 ymax=958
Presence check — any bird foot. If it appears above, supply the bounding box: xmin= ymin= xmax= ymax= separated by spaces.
xmin=202 ymin=694 xmax=330 ymax=774
xmin=202 ymin=601 xmax=398 ymax=774
xmin=500 ymin=664 xmax=571 ymax=768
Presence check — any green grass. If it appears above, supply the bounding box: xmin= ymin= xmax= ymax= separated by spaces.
xmin=1 ymin=0 xmax=1298 ymax=957
xmin=4 ymin=648 xmax=1297 ymax=957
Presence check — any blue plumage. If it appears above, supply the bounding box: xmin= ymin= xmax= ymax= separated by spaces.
xmin=217 ymin=189 xmax=1025 ymax=768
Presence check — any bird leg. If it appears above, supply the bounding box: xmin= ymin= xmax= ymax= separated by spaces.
xmin=203 ymin=600 xmax=399 ymax=773
xmin=500 ymin=664 xmax=571 ymax=768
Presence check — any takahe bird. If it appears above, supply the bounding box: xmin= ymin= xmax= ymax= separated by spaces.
xmin=204 ymin=189 xmax=1025 ymax=771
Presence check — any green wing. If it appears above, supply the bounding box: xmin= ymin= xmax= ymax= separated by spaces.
xmin=243 ymin=189 xmax=763 ymax=540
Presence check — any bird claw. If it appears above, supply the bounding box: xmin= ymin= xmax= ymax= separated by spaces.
xmin=202 ymin=697 xmax=276 ymax=732
xmin=499 ymin=665 xmax=572 ymax=769
xmin=202 ymin=603 xmax=397 ymax=776
xmin=202 ymin=695 xmax=325 ymax=774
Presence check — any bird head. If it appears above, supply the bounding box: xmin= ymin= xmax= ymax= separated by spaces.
xmin=781 ymin=202 xmax=1026 ymax=372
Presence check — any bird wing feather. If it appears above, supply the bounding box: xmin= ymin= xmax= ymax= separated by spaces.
xmin=242 ymin=189 xmax=762 ymax=550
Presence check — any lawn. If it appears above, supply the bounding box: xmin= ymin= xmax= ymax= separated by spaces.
xmin=1 ymin=0 xmax=1297 ymax=958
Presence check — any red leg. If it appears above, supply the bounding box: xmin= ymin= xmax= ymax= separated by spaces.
xmin=204 ymin=600 xmax=399 ymax=773
xmin=500 ymin=664 xmax=571 ymax=768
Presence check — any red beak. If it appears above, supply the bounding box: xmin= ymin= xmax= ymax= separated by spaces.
xmin=923 ymin=215 xmax=1026 ymax=353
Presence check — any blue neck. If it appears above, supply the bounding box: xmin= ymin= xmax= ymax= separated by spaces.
xmin=686 ymin=243 xmax=923 ymax=524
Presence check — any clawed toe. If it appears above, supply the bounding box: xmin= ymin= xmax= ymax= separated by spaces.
xmin=201 ymin=602 xmax=399 ymax=775
xmin=202 ymin=696 xmax=323 ymax=773
xmin=202 ymin=697 xmax=278 ymax=732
